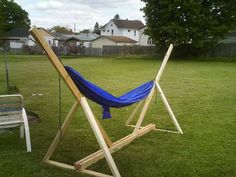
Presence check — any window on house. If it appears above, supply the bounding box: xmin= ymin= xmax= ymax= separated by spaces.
xmin=111 ymin=24 xmax=113 ymax=26
xmin=147 ymin=37 xmax=152 ymax=45
xmin=103 ymin=30 xmax=105 ymax=32
xmin=107 ymin=30 xmax=110 ymax=32
xmin=111 ymin=29 xmax=114 ymax=35
xmin=128 ymin=29 xmax=131 ymax=32
xmin=134 ymin=30 xmax=136 ymax=36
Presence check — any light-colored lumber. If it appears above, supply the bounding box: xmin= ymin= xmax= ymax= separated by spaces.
xmin=155 ymin=44 xmax=173 ymax=82
xmin=80 ymin=97 xmax=121 ymax=177
xmin=155 ymin=82 xmax=183 ymax=134
xmin=95 ymin=117 xmax=113 ymax=148
xmin=43 ymin=101 xmax=79 ymax=162
xmin=46 ymin=160 xmax=113 ymax=177
xmin=81 ymin=169 xmax=113 ymax=177
xmin=154 ymin=128 xmax=180 ymax=134
xmin=132 ymin=87 xmax=155 ymax=134
xmin=46 ymin=160 xmax=75 ymax=170
xmin=127 ymin=125 xmax=180 ymax=134
xmin=29 ymin=27 xmax=83 ymax=101
xmin=75 ymin=123 xmax=155 ymax=171
xmin=125 ymin=100 xmax=144 ymax=126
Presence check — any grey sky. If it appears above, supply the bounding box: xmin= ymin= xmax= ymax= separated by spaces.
xmin=14 ymin=0 xmax=145 ymax=32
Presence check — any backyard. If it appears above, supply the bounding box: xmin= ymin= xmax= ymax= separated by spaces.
xmin=0 ymin=55 xmax=236 ymax=177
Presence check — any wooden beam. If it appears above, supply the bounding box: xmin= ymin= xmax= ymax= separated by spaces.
xmin=155 ymin=44 xmax=173 ymax=82
xmin=155 ymin=82 xmax=183 ymax=134
xmin=75 ymin=123 xmax=155 ymax=171
xmin=80 ymin=98 xmax=121 ymax=177
xmin=81 ymin=169 xmax=113 ymax=177
xmin=125 ymin=100 xmax=144 ymax=126
xmin=29 ymin=27 xmax=83 ymax=102
xmin=95 ymin=117 xmax=113 ymax=148
xmin=43 ymin=101 xmax=79 ymax=162
xmin=132 ymin=87 xmax=155 ymax=134
xmin=46 ymin=160 xmax=113 ymax=177
xmin=127 ymin=125 xmax=180 ymax=134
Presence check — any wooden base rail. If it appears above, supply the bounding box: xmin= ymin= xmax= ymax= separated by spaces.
xmin=75 ymin=123 xmax=155 ymax=171
xmin=44 ymin=124 xmax=155 ymax=177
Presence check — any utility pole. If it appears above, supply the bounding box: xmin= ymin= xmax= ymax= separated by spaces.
xmin=3 ymin=40 xmax=10 ymax=91
xmin=74 ymin=23 xmax=76 ymax=33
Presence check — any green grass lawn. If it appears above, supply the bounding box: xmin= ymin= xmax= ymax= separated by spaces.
xmin=0 ymin=55 xmax=236 ymax=177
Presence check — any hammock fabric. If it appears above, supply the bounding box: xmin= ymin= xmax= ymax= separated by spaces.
xmin=65 ymin=66 xmax=154 ymax=119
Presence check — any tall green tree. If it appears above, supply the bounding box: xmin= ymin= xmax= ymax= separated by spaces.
xmin=93 ymin=22 xmax=100 ymax=35
xmin=142 ymin=0 xmax=236 ymax=51
xmin=50 ymin=25 xmax=73 ymax=34
xmin=0 ymin=0 xmax=31 ymax=36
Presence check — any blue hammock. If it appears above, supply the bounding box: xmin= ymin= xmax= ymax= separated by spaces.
xmin=65 ymin=66 xmax=154 ymax=119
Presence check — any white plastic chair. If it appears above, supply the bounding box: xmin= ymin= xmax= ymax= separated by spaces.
xmin=0 ymin=94 xmax=31 ymax=152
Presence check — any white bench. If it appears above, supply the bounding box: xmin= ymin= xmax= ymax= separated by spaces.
xmin=0 ymin=94 xmax=31 ymax=152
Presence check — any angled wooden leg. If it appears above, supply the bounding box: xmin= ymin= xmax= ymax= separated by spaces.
xmin=95 ymin=117 xmax=113 ymax=148
xmin=155 ymin=82 xmax=183 ymax=134
xmin=43 ymin=101 xmax=79 ymax=162
xmin=80 ymin=97 xmax=121 ymax=177
xmin=133 ymin=86 xmax=155 ymax=134
xmin=125 ymin=100 xmax=144 ymax=126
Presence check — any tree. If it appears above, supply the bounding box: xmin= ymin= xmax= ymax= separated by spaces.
xmin=50 ymin=25 xmax=73 ymax=34
xmin=93 ymin=22 xmax=100 ymax=35
xmin=0 ymin=0 xmax=31 ymax=36
xmin=80 ymin=29 xmax=90 ymax=33
xmin=114 ymin=14 xmax=120 ymax=20
xmin=141 ymin=0 xmax=236 ymax=52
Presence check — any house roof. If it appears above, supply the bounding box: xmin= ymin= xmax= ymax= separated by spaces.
xmin=102 ymin=19 xmax=145 ymax=30
xmin=5 ymin=27 xmax=29 ymax=38
xmin=93 ymin=36 xmax=137 ymax=43
xmin=38 ymin=27 xmax=55 ymax=37
xmin=220 ymin=31 xmax=236 ymax=44
xmin=54 ymin=32 xmax=99 ymax=42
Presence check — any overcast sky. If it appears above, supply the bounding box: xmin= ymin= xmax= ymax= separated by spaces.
xmin=14 ymin=0 xmax=146 ymax=32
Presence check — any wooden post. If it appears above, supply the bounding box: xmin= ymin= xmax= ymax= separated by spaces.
xmin=80 ymin=98 xmax=121 ymax=177
xmin=132 ymin=87 xmax=155 ymax=134
xmin=155 ymin=44 xmax=173 ymax=82
xmin=125 ymin=100 xmax=144 ymax=126
xmin=30 ymin=27 xmax=83 ymax=101
xmin=43 ymin=101 xmax=79 ymax=162
xmin=155 ymin=82 xmax=183 ymax=134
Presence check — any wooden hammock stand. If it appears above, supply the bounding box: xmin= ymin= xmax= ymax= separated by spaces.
xmin=30 ymin=27 xmax=183 ymax=177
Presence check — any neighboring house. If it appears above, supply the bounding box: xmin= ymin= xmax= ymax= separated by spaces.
xmin=53 ymin=32 xmax=99 ymax=54
xmin=0 ymin=27 xmax=55 ymax=52
xmin=91 ymin=36 xmax=137 ymax=49
xmin=138 ymin=26 xmax=154 ymax=46
xmin=100 ymin=18 xmax=154 ymax=46
xmin=101 ymin=19 xmax=144 ymax=42
xmin=220 ymin=31 xmax=236 ymax=44
xmin=0 ymin=27 xmax=33 ymax=51
xmin=36 ymin=27 xmax=55 ymax=46
xmin=77 ymin=32 xmax=100 ymax=47
xmin=54 ymin=32 xmax=99 ymax=48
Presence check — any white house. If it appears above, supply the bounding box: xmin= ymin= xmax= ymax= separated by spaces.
xmin=100 ymin=18 xmax=154 ymax=46
xmin=91 ymin=36 xmax=137 ymax=49
xmin=101 ymin=19 xmax=144 ymax=42
xmin=0 ymin=27 xmax=55 ymax=52
xmin=138 ymin=26 xmax=154 ymax=46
